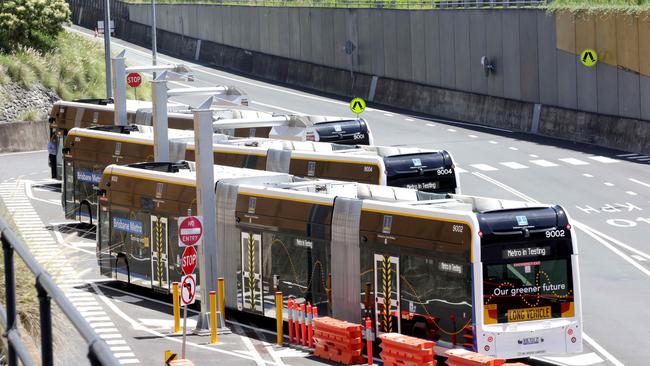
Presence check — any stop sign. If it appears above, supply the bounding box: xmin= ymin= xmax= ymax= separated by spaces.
xmin=126 ymin=72 xmax=142 ymax=88
xmin=181 ymin=246 xmax=197 ymax=275
xmin=178 ymin=216 xmax=203 ymax=247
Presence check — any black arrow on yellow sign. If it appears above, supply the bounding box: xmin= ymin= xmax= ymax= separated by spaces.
xmin=165 ymin=350 xmax=177 ymax=366
xmin=582 ymin=51 xmax=595 ymax=63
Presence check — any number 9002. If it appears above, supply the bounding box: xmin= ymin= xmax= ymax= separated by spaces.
xmin=545 ymin=229 xmax=565 ymax=238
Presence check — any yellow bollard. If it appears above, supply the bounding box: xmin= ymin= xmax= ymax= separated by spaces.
xmin=210 ymin=291 xmax=218 ymax=344
xmin=218 ymin=277 xmax=225 ymax=321
xmin=172 ymin=282 xmax=181 ymax=333
xmin=275 ymin=291 xmax=283 ymax=346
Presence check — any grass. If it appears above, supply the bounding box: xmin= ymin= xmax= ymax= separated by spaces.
xmin=0 ymin=32 xmax=151 ymax=102
xmin=17 ymin=109 xmax=45 ymax=122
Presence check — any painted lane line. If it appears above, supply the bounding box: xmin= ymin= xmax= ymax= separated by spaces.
xmin=383 ymin=113 xmax=394 ymax=117
xmin=629 ymin=178 xmax=650 ymax=188
xmin=455 ymin=167 xmax=468 ymax=174
xmin=604 ymin=182 xmax=614 ymax=187
xmin=529 ymin=159 xmax=558 ymax=167
xmin=582 ymin=174 xmax=594 ymax=178
xmin=626 ymin=191 xmax=638 ymax=196
xmin=110 ymin=346 xmax=132 ymax=352
xmin=559 ymin=158 xmax=589 ymax=166
xmin=632 ymin=255 xmax=648 ymax=262
xmin=468 ymin=134 xmax=478 ymax=138
xmin=508 ymin=147 xmax=518 ymax=151
xmin=114 ymin=353 xmax=136 ymax=358
xmin=0 ymin=150 xmax=47 ymax=157
xmin=118 ymin=360 xmax=139 ymax=365
xmin=234 ymin=323 xmax=268 ymax=366
xmin=470 ymin=164 xmax=498 ymax=172
xmin=426 ymin=123 xmax=436 ymax=127
xmin=249 ymin=101 xmax=304 ymax=115
xmin=90 ymin=283 xmax=281 ymax=365
xmin=447 ymin=128 xmax=457 ymax=132
xmin=589 ymin=156 xmax=619 ymax=164
xmin=539 ymin=352 xmax=603 ymax=366
xmin=106 ymin=340 xmax=128 ymax=345
xmin=573 ymin=222 xmax=650 ymax=260
xmin=582 ymin=332 xmax=625 ymax=366
xmin=99 ymin=334 xmax=124 ymax=340
xmin=94 ymin=328 xmax=120 ymax=334
xmin=488 ymin=140 xmax=498 ymax=144
xmin=500 ymin=162 xmax=528 ymax=170
xmin=405 ymin=118 xmax=414 ymax=122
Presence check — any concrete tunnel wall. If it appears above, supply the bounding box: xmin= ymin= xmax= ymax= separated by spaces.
xmin=65 ymin=0 xmax=650 ymax=153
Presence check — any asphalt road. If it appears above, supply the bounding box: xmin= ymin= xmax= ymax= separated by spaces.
xmin=1 ymin=26 xmax=648 ymax=365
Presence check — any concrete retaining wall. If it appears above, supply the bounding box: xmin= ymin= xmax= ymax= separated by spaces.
xmin=66 ymin=0 xmax=650 ymax=153
xmin=0 ymin=121 xmax=49 ymax=153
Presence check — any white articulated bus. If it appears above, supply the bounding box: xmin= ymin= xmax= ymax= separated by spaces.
xmin=96 ymin=162 xmax=581 ymax=359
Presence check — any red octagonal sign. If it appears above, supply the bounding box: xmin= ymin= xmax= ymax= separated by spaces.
xmin=126 ymin=72 xmax=142 ymax=88
xmin=181 ymin=246 xmax=197 ymax=275
xmin=178 ymin=216 xmax=203 ymax=247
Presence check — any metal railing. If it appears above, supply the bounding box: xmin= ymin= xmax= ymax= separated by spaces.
xmin=0 ymin=217 xmax=120 ymax=366
xmin=126 ymin=0 xmax=546 ymax=9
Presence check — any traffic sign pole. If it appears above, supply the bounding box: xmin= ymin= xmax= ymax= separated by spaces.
xmin=182 ymin=302 xmax=187 ymax=359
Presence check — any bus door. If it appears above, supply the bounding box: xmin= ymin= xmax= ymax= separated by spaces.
xmin=241 ymin=232 xmax=263 ymax=312
xmin=374 ymin=254 xmax=401 ymax=334
xmin=150 ymin=216 xmax=169 ymax=291
xmin=63 ymin=161 xmax=75 ymax=218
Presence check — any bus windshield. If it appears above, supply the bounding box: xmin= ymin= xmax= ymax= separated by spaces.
xmin=483 ymin=249 xmax=574 ymax=324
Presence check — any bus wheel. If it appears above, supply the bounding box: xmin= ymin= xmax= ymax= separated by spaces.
xmin=114 ymin=253 xmax=130 ymax=285
xmin=79 ymin=202 xmax=92 ymax=226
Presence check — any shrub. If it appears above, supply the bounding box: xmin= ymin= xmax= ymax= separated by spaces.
xmin=0 ymin=0 xmax=71 ymax=52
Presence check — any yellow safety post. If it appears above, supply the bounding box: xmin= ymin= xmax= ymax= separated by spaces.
xmin=172 ymin=282 xmax=181 ymax=333
xmin=275 ymin=292 xmax=283 ymax=346
xmin=218 ymin=277 xmax=225 ymax=321
xmin=210 ymin=291 xmax=218 ymax=344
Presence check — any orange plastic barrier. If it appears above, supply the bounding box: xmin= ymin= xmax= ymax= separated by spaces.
xmin=169 ymin=359 xmax=195 ymax=366
xmin=445 ymin=349 xmax=506 ymax=366
xmin=379 ymin=332 xmax=435 ymax=366
xmin=313 ymin=317 xmax=365 ymax=365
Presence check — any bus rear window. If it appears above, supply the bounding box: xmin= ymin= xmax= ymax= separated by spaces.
xmin=483 ymin=257 xmax=574 ymax=324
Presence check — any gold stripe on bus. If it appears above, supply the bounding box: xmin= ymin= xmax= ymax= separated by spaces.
xmin=69 ymin=131 xmax=154 ymax=146
xmin=291 ymin=156 xmax=381 ymax=166
xmin=184 ymin=146 xmax=267 ymax=157
xmin=238 ymin=191 xmax=334 ymax=206
xmin=111 ymin=171 xmax=197 ymax=187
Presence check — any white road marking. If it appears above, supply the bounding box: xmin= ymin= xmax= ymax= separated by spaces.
xmin=426 ymin=123 xmax=436 ymax=127
xmin=447 ymin=128 xmax=457 ymax=132
xmin=106 ymin=340 xmax=128 ymax=345
xmin=632 ymin=255 xmax=648 ymax=262
xmin=582 ymin=334 xmax=625 ymax=366
xmin=559 ymin=158 xmax=589 ymax=165
xmin=94 ymin=328 xmax=120 ymax=334
xmin=236 ymin=324 xmax=267 ymax=366
xmin=100 ymin=334 xmax=124 ymax=339
xmin=455 ymin=167 xmax=468 ymax=174
xmin=628 ymin=155 xmax=650 ymax=160
xmin=583 ymin=173 xmax=594 ymax=178
xmin=508 ymin=147 xmax=518 ymax=150
xmin=499 ymin=162 xmax=528 ymax=170
xmin=604 ymin=182 xmax=614 ymax=187
xmin=383 ymin=113 xmax=394 ymax=117
xmin=114 ymin=353 xmax=136 ymax=358
xmin=626 ymin=191 xmax=638 ymax=196
xmin=629 ymin=178 xmax=650 ymax=188
xmin=589 ymin=156 xmax=619 ymax=164
xmin=470 ymin=164 xmax=498 ymax=172
xmin=541 ymin=352 xmax=604 ymax=366
xmin=488 ymin=140 xmax=498 ymax=144
xmin=110 ymin=346 xmax=132 ymax=352
xmin=118 ymin=359 xmax=140 ymax=365
xmin=0 ymin=150 xmax=47 ymax=157
xmin=617 ymin=153 xmax=638 ymax=157
xmin=468 ymin=134 xmax=478 ymax=138
xmin=249 ymin=101 xmax=303 ymax=115
xmin=404 ymin=118 xmax=414 ymax=122
xmin=529 ymin=159 xmax=558 ymax=167
xmin=529 ymin=154 xmax=539 ymax=158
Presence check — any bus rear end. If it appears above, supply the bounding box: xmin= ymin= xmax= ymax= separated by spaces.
xmin=476 ymin=206 xmax=581 ymax=359
xmin=383 ymin=150 xmax=458 ymax=194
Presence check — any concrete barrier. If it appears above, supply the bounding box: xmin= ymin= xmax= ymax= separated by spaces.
xmin=0 ymin=121 xmax=49 ymax=153
xmin=66 ymin=0 xmax=650 ymax=154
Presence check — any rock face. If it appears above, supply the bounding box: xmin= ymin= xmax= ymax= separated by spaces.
xmin=0 ymin=81 xmax=59 ymax=122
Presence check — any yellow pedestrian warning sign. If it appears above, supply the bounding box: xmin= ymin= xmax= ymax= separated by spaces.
xmin=580 ymin=49 xmax=597 ymax=67
xmin=350 ymin=98 xmax=366 ymax=115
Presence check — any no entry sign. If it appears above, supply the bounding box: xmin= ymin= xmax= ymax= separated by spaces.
xmin=180 ymin=274 xmax=196 ymax=305
xmin=181 ymin=246 xmax=197 ymax=275
xmin=178 ymin=216 xmax=203 ymax=247
xmin=126 ymin=72 xmax=142 ymax=88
